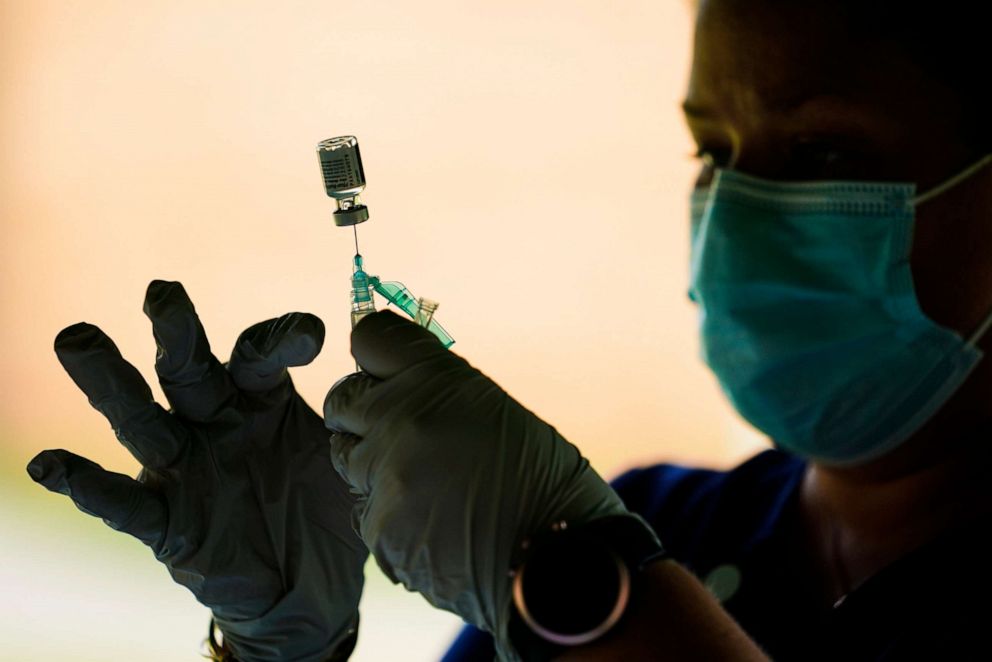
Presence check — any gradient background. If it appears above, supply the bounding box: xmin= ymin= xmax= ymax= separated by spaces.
xmin=0 ymin=1 xmax=766 ymax=659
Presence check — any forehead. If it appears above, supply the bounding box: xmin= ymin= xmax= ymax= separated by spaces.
xmin=690 ymin=0 xmax=849 ymax=111
xmin=685 ymin=0 xmax=955 ymax=126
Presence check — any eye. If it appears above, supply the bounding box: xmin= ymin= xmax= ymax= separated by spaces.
xmin=786 ymin=138 xmax=861 ymax=179
xmin=694 ymin=147 xmax=732 ymax=168
xmin=692 ymin=147 xmax=732 ymax=187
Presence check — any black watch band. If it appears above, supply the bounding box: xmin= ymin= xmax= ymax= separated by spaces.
xmin=508 ymin=514 xmax=665 ymax=661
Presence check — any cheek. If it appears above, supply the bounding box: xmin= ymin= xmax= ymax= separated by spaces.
xmin=910 ymin=203 xmax=992 ymax=335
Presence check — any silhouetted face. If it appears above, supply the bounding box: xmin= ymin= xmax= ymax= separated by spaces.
xmin=683 ymin=0 xmax=992 ymax=349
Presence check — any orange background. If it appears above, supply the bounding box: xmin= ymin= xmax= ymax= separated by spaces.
xmin=0 ymin=2 xmax=765 ymax=659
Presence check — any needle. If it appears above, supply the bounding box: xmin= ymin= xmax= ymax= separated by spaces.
xmin=353 ymin=225 xmax=360 ymax=255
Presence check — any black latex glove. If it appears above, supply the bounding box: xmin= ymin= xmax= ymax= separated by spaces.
xmin=324 ymin=311 xmax=657 ymax=659
xmin=26 ymin=280 xmax=368 ymax=662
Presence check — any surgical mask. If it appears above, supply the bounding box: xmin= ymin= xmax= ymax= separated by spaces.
xmin=689 ymin=154 xmax=992 ymax=465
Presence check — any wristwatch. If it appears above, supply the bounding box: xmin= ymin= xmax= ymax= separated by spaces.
xmin=508 ymin=514 xmax=665 ymax=660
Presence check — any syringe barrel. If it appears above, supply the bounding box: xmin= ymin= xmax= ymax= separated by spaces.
xmin=351 ymin=309 xmax=374 ymax=329
xmin=351 ymin=254 xmax=376 ymax=328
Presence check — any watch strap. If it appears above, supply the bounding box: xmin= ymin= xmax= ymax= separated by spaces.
xmin=508 ymin=514 xmax=665 ymax=660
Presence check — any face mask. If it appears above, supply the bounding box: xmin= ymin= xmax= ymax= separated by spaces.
xmin=689 ymin=154 xmax=992 ymax=465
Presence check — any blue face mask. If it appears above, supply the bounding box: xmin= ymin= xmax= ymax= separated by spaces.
xmin=689 ymin=154 xmax=992 ymax=465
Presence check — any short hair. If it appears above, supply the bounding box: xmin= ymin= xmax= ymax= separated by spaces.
xmin=846 ymin=2 xmax=991 ymax=149
xmin=693 ymin=0 xmax=991 ymax=150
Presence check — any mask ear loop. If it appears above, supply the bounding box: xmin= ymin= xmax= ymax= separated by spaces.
xmin=914 ymin=153 xmax=992 ymax=206
xmin=967 ymin=307 xmax=992 ymax=348
xmin=910 ymin=152 xmax=992 ymax=347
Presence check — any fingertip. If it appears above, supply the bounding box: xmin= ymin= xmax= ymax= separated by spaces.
xmin=54 ymin=323 xmax=100 ymax=352
xmin=26 ymin=449 xmax=69 ymax=493
xmin=146 ymin=278 xmax=182 ymax=295
xmin=54 ymin=325 xmax=120 ymax=378
xmin=26 ymin=453 xmax=47 ymax=481
xmin=298 ymin=312 xmax=326 ymax=352
xmin=241 ymin=312 xmax=326 ymax=367
xmin=278 ymin=312 xmax=326 ymax=364
xmin=323 ymin=371 xmax=382 ymax=442
xmin=142 ymin=279 xmax=191 ymax=318
xmin=294 ymin=315 xmax=325 ymax=365
xmin=351 ymin=309 xmax=435 ymax=350
xmin=350 ymin=310 xmax=445 ymax=378
xmin=322 ymin=371 xmax=365 ymax=424
xmin=351 ymin=309 xmax=406 ymax=336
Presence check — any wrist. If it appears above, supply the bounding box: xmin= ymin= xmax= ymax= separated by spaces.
xmin=211 ymin=601 xmax=358 ymax=662
xmin=204 ymin=612 xmax=359 ymax=662
xmin=507 ymin=514 xmax=665 ymax=661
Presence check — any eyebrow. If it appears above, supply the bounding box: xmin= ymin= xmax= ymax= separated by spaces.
xmin=681 ymin=100 xmax=715 ymax=120
xmin=682 ymin=92 xmax=872 ymax=127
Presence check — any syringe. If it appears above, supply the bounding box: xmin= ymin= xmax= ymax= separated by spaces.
xmin=317 ymin=135 xmax=455 ymax=352
xmin=350 ymin=254 xmax=376 ymax=328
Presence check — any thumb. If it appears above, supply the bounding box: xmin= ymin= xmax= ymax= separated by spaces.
xmin=351 ymin=310 xmax=448 ymax=380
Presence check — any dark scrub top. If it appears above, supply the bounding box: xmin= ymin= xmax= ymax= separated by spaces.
xmin=441 ymin=450 xmax=990 ymax=661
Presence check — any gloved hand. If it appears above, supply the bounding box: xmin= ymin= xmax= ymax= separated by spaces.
xmin=26 ymin=281 xmax=368 ymax=662
xmin=323 ymin=311 xmax=657 ymax=659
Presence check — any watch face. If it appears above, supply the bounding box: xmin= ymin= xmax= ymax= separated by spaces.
xmin=515 ymin=535 xmax=630 ymax=644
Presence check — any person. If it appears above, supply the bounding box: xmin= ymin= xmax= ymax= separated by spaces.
xmin=27 ymin=0 xmax=992 ymax=659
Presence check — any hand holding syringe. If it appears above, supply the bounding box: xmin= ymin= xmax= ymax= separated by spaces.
xmin=316 ymin=136 xmax=454 ymax=348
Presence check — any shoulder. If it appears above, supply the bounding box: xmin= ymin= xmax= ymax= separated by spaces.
xmin=610 ymin=450 xmax=806 ymax=565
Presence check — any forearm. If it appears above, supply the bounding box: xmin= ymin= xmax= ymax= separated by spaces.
xmin=556 ymin=560 xmax=769 ymax=661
